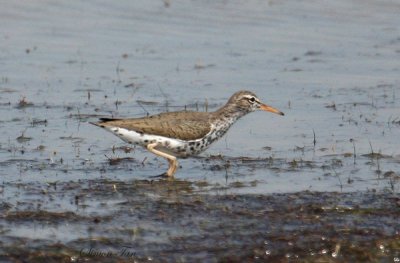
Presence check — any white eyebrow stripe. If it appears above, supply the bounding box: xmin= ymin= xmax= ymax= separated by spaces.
xmin=243 ymin=95 xmax=260 ymax=104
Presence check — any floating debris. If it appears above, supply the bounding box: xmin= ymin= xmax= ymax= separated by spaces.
xmin=16 ymin=97 xmax=34 ymax=109
xmin=16 ymin=133 xmax=32 ymax=143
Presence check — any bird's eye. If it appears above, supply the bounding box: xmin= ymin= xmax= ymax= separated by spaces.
xmin=248 ymin=97 xmax=256 ymax=103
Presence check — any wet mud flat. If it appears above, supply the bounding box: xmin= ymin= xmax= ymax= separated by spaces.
xmin=0 ymin=178 xmax=399 ymax=262
xmin=1 ymin=88 xmax=400 ymax=262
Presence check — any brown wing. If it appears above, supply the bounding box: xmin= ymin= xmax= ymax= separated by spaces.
xmin=96 ymin=111 xmax=212 ymax=141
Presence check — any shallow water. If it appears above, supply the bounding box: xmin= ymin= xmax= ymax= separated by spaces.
xmin=1 ymin=0 xmax=400 ymax=261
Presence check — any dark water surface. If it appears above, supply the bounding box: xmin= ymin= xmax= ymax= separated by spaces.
xmin=1 ymin=0 xmax=399 ymax=261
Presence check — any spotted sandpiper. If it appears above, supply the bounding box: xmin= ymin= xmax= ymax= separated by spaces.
xmin=91 ymin=90 xmax=284 ymax=177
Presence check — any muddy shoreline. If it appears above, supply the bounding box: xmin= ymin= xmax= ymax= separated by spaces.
xmin=1 ymin=179 xmax=399 ymax=262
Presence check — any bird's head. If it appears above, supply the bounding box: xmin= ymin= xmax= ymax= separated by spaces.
xmin=228 ymin=90 xmax=285 ymax=115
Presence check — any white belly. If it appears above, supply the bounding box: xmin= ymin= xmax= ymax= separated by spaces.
xmin=103 ymin=126 xmax=210 ymax=157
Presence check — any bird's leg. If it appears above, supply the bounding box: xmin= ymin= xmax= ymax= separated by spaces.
xmin=147 ymin=143 xmax=178 ymax=177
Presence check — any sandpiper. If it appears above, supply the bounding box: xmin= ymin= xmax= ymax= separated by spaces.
xmin=91 ymin=90 xmax=284 ymax=177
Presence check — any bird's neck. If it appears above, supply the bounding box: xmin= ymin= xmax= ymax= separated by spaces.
xmin=198 ymin=103 xmax=249 ymax=144
xmin=211 ymin=103 xmax=248 ymax=125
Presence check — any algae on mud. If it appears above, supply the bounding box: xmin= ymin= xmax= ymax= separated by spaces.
xmin=0 ymin=180 xmax=399 ymax=262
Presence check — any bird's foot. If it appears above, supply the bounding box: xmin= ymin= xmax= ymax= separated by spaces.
xmin=150 ymin=172 xmax=172 ymax=179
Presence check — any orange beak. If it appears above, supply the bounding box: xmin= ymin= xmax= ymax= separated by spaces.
xmin=260 ymin=104 xmax=285 ymax=116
